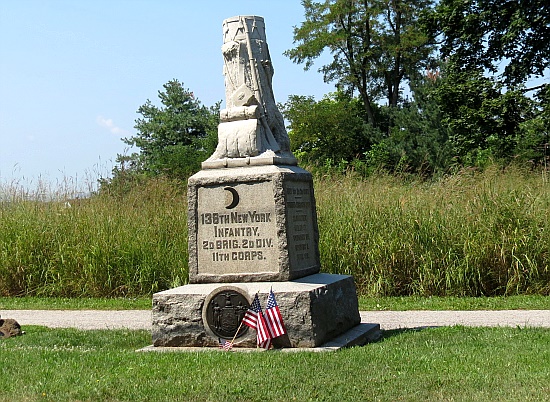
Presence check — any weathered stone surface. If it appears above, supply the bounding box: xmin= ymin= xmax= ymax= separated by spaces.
xmin=150 ymin=15 xmax=371 ymax=351
xmin=204 ymin=15 xmax=296 ymax=167
xmin=188 ymin=165 xmax=320 ymax=284
xmin=152 ymin=273 xmax=361 ymax=348
xmin=0 ymin=317 xmax=23 ymax=339
xmin=215 ymin=119 xmax=262 ymax=159
xmin=202 ymin=151 xmax=297 ymax=169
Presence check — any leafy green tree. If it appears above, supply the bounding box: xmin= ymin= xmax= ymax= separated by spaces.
xmin=368 ymin=73 xmax=452 ymax=174
xmin=430 ymin=0 xmax=549 ymax=87
xmin=422 ymin=1 xmax=549 ymax=167
xmin=282 ymin=92 xmax=381 ymax=168
xmin=283 ymin=0 xmax=547 ymax=174
xmin=433 ymin=69 xmax=530 ymax=165
xmin=286 ymin=0 xmax=435 ymax=126
xmin=516 ymin=86 xmax=550 ymax=167
xmin=121 ymin=79 xmax=219 ymax=179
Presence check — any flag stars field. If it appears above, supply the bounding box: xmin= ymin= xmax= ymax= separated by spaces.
xmin=240 ymin=290 xmax=287 ymax=350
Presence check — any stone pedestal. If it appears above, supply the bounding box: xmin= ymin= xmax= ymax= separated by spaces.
xmin=149 ymin=15 xmax=376 ymax=351
xmin=152 ymin=274 xmax=360 ymax=348
xmin=149 ymin=164 xmax=370 ymax=350
xmin=187 ymin=165 xmax=320 ymax=283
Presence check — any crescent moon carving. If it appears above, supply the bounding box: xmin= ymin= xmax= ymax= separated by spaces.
xmin=224 ymin=186 xmax=240 ymax=209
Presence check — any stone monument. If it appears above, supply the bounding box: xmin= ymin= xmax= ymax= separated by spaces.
xmin=203 ymin=15 xmax=295 ymax=167
xmin=151 ymin=16 xmax=378 ymax=349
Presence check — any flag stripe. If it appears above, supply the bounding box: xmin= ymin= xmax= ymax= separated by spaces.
xmin=264 ymin=290 xmax=287 ymax=339
xmin=265 ymin=306 xmax=285 ymax=337
xmin=241 ymin=311 xmax=258 ymax=329
xmin=259 ymin=338 xmax=271 ymax=350
xmin=242 ymin=294 xmax=262 ymax=329
xmin=256 ymin=312 xmax=271 ymax=349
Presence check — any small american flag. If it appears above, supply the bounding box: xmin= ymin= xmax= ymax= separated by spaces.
xmin=242 ymin=293 xmax=262 ymax=329
xmin=218 ymin=338 xmax=233 ymax=351
xmin=241 ymin=293 xmax=272 ymax=349
xmin=264 ymin=290 xmax=286 ymax=338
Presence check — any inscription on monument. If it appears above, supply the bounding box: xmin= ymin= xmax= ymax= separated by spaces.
xmin=285 ymin=182 xmax=317 ymax=270
xmin=197 ymin=181 xmax=278 ymax=274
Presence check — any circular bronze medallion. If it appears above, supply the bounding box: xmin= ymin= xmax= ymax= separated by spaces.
xmin=205 ymin=289 xmax=249 ymax=339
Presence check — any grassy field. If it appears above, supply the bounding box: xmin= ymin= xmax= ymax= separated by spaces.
xmin=0 ymin=178 xmax=189 ymax=297
xmin=1 ymin=167 xmax=549 ymax=298
xmin=0 ymin=325 xmax=548 ymax=401
xmin=316 ymin=167 xmax=550 ymax=296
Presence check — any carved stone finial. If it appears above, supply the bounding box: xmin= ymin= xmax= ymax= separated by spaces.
xmin=203 ymin=16 xmax=297 ymax=169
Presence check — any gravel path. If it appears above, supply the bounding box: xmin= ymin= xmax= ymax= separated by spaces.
xmin=2 ymin=309 xmax=549 ymax=331
xmin=364 ymin=310 xmax=550 ymax=329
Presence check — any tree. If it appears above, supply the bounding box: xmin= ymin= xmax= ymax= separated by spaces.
xmin=282 ymin=91 xmax=381 ymax=167
xmin=431 ymin=0 xmax=550 ymax=87
xmin=285 ymin=0 xmax=436 ymax=126
xmin=426 ymin=1 xmax=549 ymax=166
xmin=433 ymin=69 xmax=529 ymax=164
xmin=119 ymin=79 xmax=219 ymax=179
xmin=515 ymin=85 xmax=550 ymax=167
xmin=369 ymin=72 xmax=452 ymax=174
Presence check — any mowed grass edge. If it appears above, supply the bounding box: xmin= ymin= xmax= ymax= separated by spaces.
xmin=1 ymin=295 xmax=549 ymax=311
xmin=0 ymin=326 xmax=548 ymax=401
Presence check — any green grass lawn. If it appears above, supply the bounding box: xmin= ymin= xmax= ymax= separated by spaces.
xmin=1 ymin=295 xmax=548 ymax=311
xmin=358 ymin=295 xmax=550 ymax=311
xmin=0 ymin=326 xmax=548 ymax=401
xmin=0 ymin=296 xmax=152 ymax=310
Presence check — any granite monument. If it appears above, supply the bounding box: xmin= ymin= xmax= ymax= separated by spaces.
xmin=151 ymin=16 xmax=377 ymax=349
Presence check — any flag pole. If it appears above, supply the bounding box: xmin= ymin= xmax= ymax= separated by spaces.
xmin=228 ymin=320 xmax=244 ymax=347
xmin=255 ymin=289 xmax=261 ymax=349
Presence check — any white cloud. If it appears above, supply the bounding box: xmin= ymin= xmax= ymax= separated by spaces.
xmin=96 ymin=115 xmax=128 ymax=136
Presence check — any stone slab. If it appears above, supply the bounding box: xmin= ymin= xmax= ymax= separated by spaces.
xmin=187 ymin=165 xmax=320 ymax=283
xmin=152 ymin=273 xmax=360 ymax=348
xmin=202 ymin=154 xmax=297 ymax=169
xmin=139 ymin=323 xmax=380 ymax=353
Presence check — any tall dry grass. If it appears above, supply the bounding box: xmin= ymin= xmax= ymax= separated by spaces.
xmin=0 ymin=177 xmax=188 ymax=296
xmin=1 ymin=166 xmax=548 ymax=297
xmin=316 ymin=166 xmax=550 ymax=296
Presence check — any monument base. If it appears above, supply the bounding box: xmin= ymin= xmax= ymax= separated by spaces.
xmin=140 ymin=323 xmax=380 ymax=353
xmin=152 ymin=273 xmax=362 ymax=348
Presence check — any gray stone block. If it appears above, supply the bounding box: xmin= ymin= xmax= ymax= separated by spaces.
xmin=152 ymin=273 xmax=360 ymax=348
xmin=187 ymin=165 xmax=320 ymax=284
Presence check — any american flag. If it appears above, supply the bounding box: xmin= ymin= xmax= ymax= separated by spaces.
xmin=241 ymin=293 xmax=271 ymax=349
xmin=218 ymin=338 xmax=233 ymax=351
xmin=256 ymin=310 xmax=271 ymax=349
xmin=264 ymin=290 xmax=287 ymax=338
xmin=242 ymin=293 xmax=262 ymax=329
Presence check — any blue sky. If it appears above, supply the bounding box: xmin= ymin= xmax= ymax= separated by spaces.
xmin=0 ymin=0 xmax=333 ymax=189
